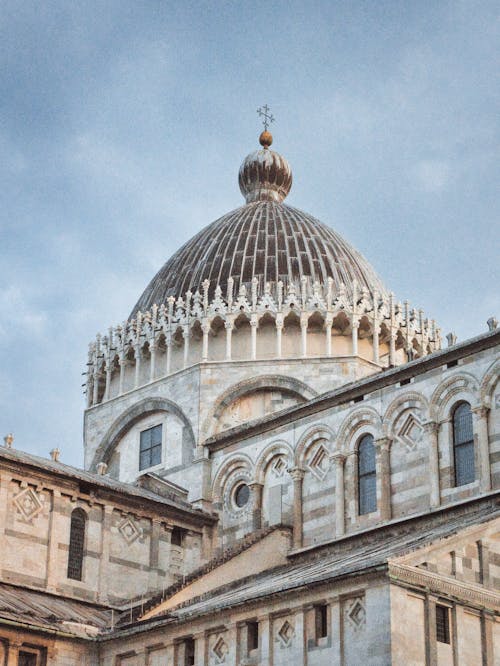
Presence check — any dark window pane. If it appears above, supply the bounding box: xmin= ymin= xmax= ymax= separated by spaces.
xmin=453 ymin=402 xmax=473 ymax=445
xmin=139 ymin=425 xmax=162 ymax=470
xmin=67 ymin=509 xmax=86 ymax=581
xmin=358 ymin=435 xmax=377 ymax=515
xmin=18 ymin=653 xmax=38 ymax=666
xmin=315 ymin=604 xmax=328 ymax=639
xmin=436 ymin=605 xmax=450 ymax=643
xmin=235 ymin=484 xmax=250 ymax=508
xmin=247 ymin=621 xmax=259 ymax=651
xmin=150 ymin=443 xmax=162 ymax=466
xmin=455 ymin=442 xmax=475 ymax=486
xmin=453 ymin=403 xmax=474 ymax=486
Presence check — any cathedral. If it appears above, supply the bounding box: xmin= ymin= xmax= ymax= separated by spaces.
xmin=0 ymin=120 xmax=499 ymax=665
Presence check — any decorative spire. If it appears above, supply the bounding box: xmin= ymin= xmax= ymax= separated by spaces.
xmin=257 ymin=104 xmax=274 ymax=149
xmin=238 ymin=107 xmax=292 ymax=203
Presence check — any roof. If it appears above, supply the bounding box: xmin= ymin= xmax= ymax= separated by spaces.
xmin=130 ymin=200 xmax=388 ymax=316
xmin=112 ymin=492 xmax=499 ymax=636
xmin=0 ymin=447 xmax=216 ymax=524
xmin=0 ymin=582 xmax=112 ymax=639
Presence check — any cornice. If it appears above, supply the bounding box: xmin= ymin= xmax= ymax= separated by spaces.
xmin=389 ymin=562 xmax=500 ymax=611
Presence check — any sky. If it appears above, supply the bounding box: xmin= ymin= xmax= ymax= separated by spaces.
xmin=1 ymin=0 xmax=499 ymax=467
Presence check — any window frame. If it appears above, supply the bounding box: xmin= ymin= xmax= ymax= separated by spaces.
xmin=67 ymin=508 xmax=87 ymax=581
xmin=452 ymin=401 xmax=475 ymax=487
xmin=435 ymin=604 xmax=451 ymax=644
xmin=139 ymin=423 xmax=163 ymax=471
xmin=357 ymin=434 xmax=377 ymax=515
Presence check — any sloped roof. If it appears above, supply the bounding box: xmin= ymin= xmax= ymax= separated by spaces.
xmin=135 ymin=493 xmax=500 ymax=626
xmin=0 ymin=582 xmax=112 ymax=638
xmin=0 ymin=447 xmax=216 ymax=524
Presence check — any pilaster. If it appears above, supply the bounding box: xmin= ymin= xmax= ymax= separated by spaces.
xmin=472 ymin=405 xmax=491 ymax=492
xmin=375 ymin=436 xmax=392 ymax=521
xmin=331 ymin=453 xmax=346 ymax=537
xmin=289 ymin=467 xmax=305 ymax=549
xmin=424 ymin=421 xmax=441 ymax=507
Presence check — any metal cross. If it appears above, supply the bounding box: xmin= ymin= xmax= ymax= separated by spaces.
xmin=257 ymin=104 xmax=275 ymax=131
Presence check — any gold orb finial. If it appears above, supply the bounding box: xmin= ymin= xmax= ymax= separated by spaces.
xmin=259 ymin=130 xmax=273 ymax=148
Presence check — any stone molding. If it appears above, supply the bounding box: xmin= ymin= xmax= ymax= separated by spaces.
xmin=388 ymin=562 xmax=500 ymax=610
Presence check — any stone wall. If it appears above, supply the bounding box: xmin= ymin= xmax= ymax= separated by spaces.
xmin=0 ymin=463 xmax=208 ymax=605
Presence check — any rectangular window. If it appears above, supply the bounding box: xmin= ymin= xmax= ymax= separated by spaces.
xmin=315 ymin=604 xmax=328 ymax=640
xmin=435 ymin=604 xmax=450 ymax=644
xmin=18 ymin=652 xmax=39 ymax=666
xmin=247 ymin=621 xmax=259 ymax=651
xmin=184 ymin=638 xmax=195 ymax=666
xmin=139 ymin=424 xmax=162 ymax=471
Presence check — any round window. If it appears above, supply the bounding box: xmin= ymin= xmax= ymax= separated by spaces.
xmin=234 ymin=483 xmax=250 ymax=508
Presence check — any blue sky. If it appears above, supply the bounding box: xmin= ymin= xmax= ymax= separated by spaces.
xmin=1 ymin=1 xmax=499 ymax=466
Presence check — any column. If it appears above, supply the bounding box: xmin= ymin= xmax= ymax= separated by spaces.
xmin=45 ymin=489 xmax=62 ymax=592
xmin=92 ymin=363 xmax=99 ymax=405
xmin=0 ymin=473 xmax=11 ymax=576
xmin=98 ymin=505 xmax=113 ymax=603
xmin=225 ymin=321 xmax=233 ymax=361
xmin=325 ymin=318 xmax=333 ymax=356
xmin=425 ymin=594 xmax=438 ymax=666
xmin=292 ymin=608 xmax=306 ymax=664
xmin=290 ymin=468 xmax=305 ymax=549
xmin=332 ymin=454 xmax=346 ymax=537
xmin=375 ymin=437 xmax=392 ymax=521
xmin=166 ymin=334 xmax=172 ymax=375
xmin=149 ymin=340 xmax=156 ymax=381
xmin=351 ymin=319 xmax=359 ymax=356
xmin=481 ymin=611 xmax=494 ymax=666
xmin=183 ymin=325 xmax=190 ymax=368
xmin=194 ymin=631 xmax=207 ymax=666
xmin=148 ymin=517 xmax=161 ymax=593
xmin=300 ymin=315 xmax=308 ymax=357
xmin=250 ymin=316 xmax=258 ymax=360
xmin=249 ymin=482 xmax=264 ymax=531
xmin=201 ymin=322 xmax=210 ymax=362
xmin=118 ymin=353 xmax=125 ymax=395
xmin=472 ymin=405 xmax=491 ymax=492
xmin=276 ymin=319 xmax=283 ymax=358
xmin=389 ymin=332 xmax=396 ymax=366
xmin=258 ymin=615 xmax=270 ymax=666
xmin=134 ymin=344 xmax=141 ymax=388
xmin=104 ymin=361 xmax=112 ymax=401
xmin=372 ymin=322 xmax=380 ymax=363
xmin=424 ymin=421 xmax=441 ymax=508
xmin=329 ymin=597 xmax=342 ymax=666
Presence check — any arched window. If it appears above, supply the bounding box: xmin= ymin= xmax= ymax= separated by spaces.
xmin=358 ymin=434 xmax=377 ymax=515
xmin=453 ymin=402 xmax=475 ymax=486
xmin=67 ymin=508 xmax=86 ymax=581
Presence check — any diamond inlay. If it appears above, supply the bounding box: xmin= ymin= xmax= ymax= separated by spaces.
xmin=346 ymin=598 xmax=366 ymax=630
xmin=271 ymin=456 xmax=286 ymax=478
xmin=13 ymin=487 xmax=43 ymax=521
xmin=307 ymin=443 xmax=330 ymax=480
xmin=211 ymin=636 xmax=228 ymax=663
xmin=397 ymin=412 xmax=424 ymax=451
xmin=277 ymin=619 xmax=294 ymax=646
xmin=118 ymin=517 xmax=141 ymax=545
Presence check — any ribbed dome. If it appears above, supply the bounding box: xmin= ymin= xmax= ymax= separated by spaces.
xmin=130 ymin=200 xmax=388 ymax=317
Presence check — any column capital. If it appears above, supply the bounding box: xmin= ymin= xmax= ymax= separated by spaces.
xmin=471 ymin=404 xmax=489 ymax=418
xmin=374 ymin=436 xmax=391 ymax=451
xmin=330 ymin=452 xmax=346 ymax=465
xmin=289 ymin=467 xmax=305 ymax=482
xmin=423 ymin=420 xmax=439 ymax=435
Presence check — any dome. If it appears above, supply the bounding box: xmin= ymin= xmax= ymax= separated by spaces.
xmin=130 ymin=135 xmax=388 ymax=317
